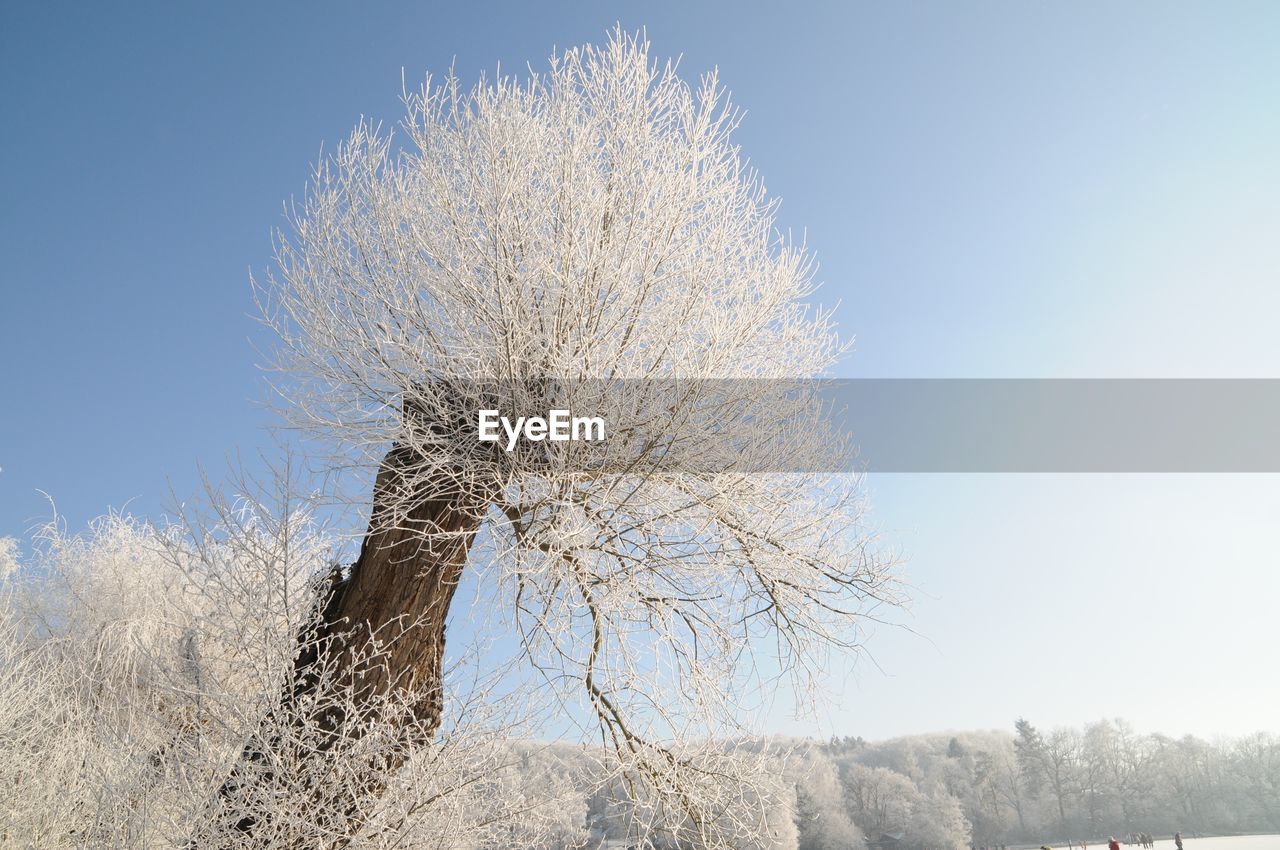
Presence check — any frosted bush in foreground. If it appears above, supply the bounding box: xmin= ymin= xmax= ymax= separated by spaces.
xmin=0 ymin=498 xmax=606 ymax=849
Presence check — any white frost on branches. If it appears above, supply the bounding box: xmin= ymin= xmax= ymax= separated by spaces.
xmin=258 ymin=28 xmax=902 ymax=846
xmin=1 ymin=30 xmax=902 ymax=849
xmin=0 ymin=497 xmax=597 ymax=849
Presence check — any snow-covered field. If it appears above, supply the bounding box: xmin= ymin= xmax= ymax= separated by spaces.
xmin=1112 ymin=839 xmax=1279 ymax=850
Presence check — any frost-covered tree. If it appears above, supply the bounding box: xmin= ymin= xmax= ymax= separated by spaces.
xmin=790 ymin=749 xmax=863 ymax=850
xmin=222 ymin=27 xmax=898 ymax=849
xmin=841 ymin=762 xmax=919 ymax=837
xmin=1230 ymin=733 xmax=1280 ymax=832
xmin=1015 ymin=719 xmax=1082 ymax=833
xmin=906 ymin=791 xmax=971 ymax=850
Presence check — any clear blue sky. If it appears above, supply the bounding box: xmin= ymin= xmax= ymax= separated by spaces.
xmin=2 ymin=1 xmax=1278 ymax=739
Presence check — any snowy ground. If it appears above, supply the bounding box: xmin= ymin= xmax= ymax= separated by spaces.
xmin=1059 ymin=838 xmax=1280 ymax=850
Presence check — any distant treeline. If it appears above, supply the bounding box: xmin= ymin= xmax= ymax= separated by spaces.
xmin=795 ymin=719 xmax=1280 ymax=849
xmin=570 ymin=720 xmax=1280 ymax=850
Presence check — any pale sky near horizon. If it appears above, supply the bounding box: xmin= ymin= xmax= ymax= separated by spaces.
xmin=1 ymin=1 xmax=1277 ymax=741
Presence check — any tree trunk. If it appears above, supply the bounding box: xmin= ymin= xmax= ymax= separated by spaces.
xmin=191 ymin=442 xmax=485 ymax=848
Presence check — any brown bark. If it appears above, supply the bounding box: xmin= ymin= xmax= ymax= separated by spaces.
xmin=192 ymin=442 xmax=485 ymax=848
xmin=318 ymin=441 xmax=485 ymax=735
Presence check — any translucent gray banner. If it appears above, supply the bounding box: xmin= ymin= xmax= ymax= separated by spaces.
xmin=435 ymin=378 xmax=1280 ymax=473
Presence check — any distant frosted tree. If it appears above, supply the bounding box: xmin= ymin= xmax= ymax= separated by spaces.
xmin=1149 ymin=732 xmax=1228 ymax=833
xmin=1231 ymin=733 xmax=1280 ymax=832
xmin=1014 ymin=718 xmax=1046 ymax=798
xmin=906 ymin=790 xmax=971 ymax=850
xmin=1014 ymin=720 xmax=1079 ymax=833
xmin=790 ymin=749 xmax=864 ymax=850
xmin=841 ymin=762 xmax=919 ymax=836
xmin=968 ymin=745 xmax=1025 ymax=840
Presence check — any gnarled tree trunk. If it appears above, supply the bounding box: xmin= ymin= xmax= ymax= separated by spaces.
xmin=192 ymin=442 xmax=485 ymax=848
